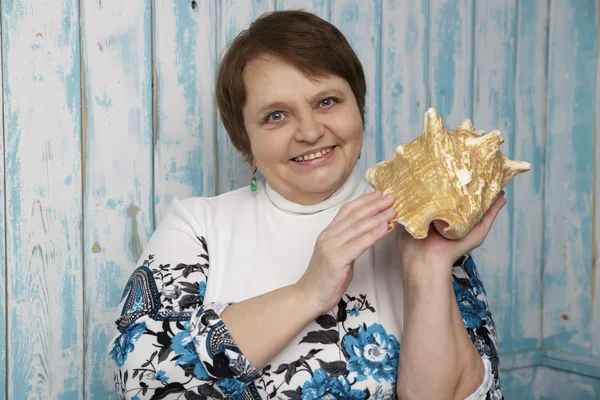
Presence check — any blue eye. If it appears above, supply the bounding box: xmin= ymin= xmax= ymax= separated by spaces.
xmin=319 ymin=97 xmax=337 ymax=108
xmin=266 ymin=111 xmax=285 ymax=122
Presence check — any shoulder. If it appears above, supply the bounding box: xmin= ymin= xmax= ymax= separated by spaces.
xmin=156 ymin=183 xmax=257 ymax=233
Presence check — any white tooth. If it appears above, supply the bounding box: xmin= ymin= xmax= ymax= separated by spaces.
xmin=303 ymin=155 xmax=309 ymax=161
xmin=315 ymin=151 xmax=322 ymax=157
xmin=309 ymin=154 xmax=316 ymax=160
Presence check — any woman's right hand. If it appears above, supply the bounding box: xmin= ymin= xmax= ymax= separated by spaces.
xmin=296 ymin=191 xmax=397 ymax=314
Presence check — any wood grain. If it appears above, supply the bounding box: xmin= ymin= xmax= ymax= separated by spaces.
xmin=331 ymin=0 xmax=382 ymax=172
xmin=277 ymin=0 xmax=330 ymax=20
xmin=0 ymin=10 xmax=6 ymax=400
xmin=381 ymin=0 xmax=428 ymax=159
xmin=217 ymin=0 xmax=276 ymax=193
xmin=543 ymin=0 xmax=597 ymax=356
xmin=593 ymin=0 xmax=600 ymax=358
xmin=153 ymin=0 xmax=218 ymax=223
xmin=428 ymin=0 xmax=472 ymax=126
xmin=470 ymin=0 xmax=517 ymax=354
xmin=509 ymin=0 xmax=548 ymax=353
xmin=2 ymin=0 xmax=83 ymax=398
xmin=80 ymin=0 xmax=153 ymax=398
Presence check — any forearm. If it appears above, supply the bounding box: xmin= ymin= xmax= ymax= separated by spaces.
xmin=397 ymin=273 xmax=484 ymax=399
xmin=221 ymin=284 xmax=318 ymax=369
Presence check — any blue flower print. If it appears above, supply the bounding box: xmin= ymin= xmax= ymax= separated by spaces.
xmin=343 ymin=323 xmax=400 ymax=383
xmin=217 ymin=377 xmax=247 ymax=399
xmin=155 ymin=370 xmax=168 ymax=383
xmin=463 ymin=257 xmax=487 ymax=296
xmin=198 ymin=281 xmax=207 ymax=302
xmin=349 ymin=307 xmax=360 ymax=317
xmin=302 ymin=368 xmax=366 ymax=400
xmin=110 ymin=321 xmax=146 ymax=367
xmin=170 ymin=322 xmax=209 ymax=380
xmin=453 ymin=280 xmax=487 ymax=329
xmin=132 ymin=396 xmax=140 ymax=400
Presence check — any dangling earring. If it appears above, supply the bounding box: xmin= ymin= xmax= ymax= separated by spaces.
xmin=250 ymin=167 xmax=257 ymax=192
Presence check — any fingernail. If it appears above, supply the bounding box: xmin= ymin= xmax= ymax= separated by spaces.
xmin=383 ymin=193 xmax=395 ymax=201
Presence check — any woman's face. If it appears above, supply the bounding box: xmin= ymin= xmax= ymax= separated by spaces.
xmin=242 ymin=55 xmax=363 ymax=205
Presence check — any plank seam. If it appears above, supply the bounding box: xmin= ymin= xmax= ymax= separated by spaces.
xmin=540 ymin=0 xmax=552 ymax=348
xmin=591 ymin=0 xmax=600 ymax=356
xmin=510 ymin=0 xmax=520 ymax=348
xmin=77 ymin=0 xmax=87 ymax=397
xmin=151 ymin=0 xmax=158 ymax=225
xmin=376 ymin=0 xmax=382 ymax=161
xmin=213 ymin=0 xmax=221 ymax=195
xmin=470 ymin=0 xmax=475 ymax=120
xmin=425 ymin=0 xmax=430 ymax=108
xmin=1 ymin=2 xmax=7 ymax=396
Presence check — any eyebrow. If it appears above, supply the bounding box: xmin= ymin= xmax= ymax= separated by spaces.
xmin=255 ymin=88 xmax=346 ymax=116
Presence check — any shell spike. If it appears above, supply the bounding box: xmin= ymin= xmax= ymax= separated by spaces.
xmin=458 ymin=119 xmax=473 ymax=131
xmin=501 ymin=159 xmax=532 ymax=187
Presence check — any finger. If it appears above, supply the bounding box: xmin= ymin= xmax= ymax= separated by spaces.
xmin=464 ymin=195 xmax=507 ymax=243
xmin=331 ymin=193 xmax=396 ymax=235
xmin=334 ymin=206 xmax=396 ymax=246
xmin=331 ymin=190 xmax=383 ymax=223
xmin=344 ymin=221 xmax=390 ymax=260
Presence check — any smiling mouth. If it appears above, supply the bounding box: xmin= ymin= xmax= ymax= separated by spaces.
xmin=292 ymin=146 xmax=335 ymax=162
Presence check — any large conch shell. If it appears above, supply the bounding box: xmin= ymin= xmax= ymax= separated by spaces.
xmin=365 ymin=108 xmax=531 ymax=240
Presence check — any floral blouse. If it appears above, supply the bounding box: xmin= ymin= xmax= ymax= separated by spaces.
xmin=109 ymin=170 xmax=503 ymax=400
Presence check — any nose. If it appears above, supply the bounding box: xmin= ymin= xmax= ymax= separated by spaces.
xmin=294 ymin=112 xmax=325 ymax=143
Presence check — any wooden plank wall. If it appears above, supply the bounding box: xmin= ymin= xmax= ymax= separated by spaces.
xmin=0 ymin=0 xmax=598 ymax=398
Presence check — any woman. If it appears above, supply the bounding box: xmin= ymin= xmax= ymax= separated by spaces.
xmin=110 ymin=10 xmax=504 ymax=400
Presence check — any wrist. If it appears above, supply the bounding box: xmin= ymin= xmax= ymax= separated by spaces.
xmin=401 ymin=258 xmax=453 ymax=291
xmin=292 ymin=282 xmax=324 ymax=319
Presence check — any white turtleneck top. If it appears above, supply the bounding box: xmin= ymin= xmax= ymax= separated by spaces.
xmin=109 ymin=167 xmax=503 ymax=399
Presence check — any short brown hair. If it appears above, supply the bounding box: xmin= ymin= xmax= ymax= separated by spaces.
xmin=215 ymin=10 xmax=367 ymax=162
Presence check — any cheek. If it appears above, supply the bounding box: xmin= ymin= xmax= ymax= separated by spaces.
xmin=251 ymin=130 xmax=291 ymax=163
xmin=330 ymin=110 xmax=363 ymax=141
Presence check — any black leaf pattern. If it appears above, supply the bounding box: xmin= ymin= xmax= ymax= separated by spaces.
xmin=284 ymin=362 xmax=297 ymax=384
xmin=183 ymin=391 xmax=204 ymax=400
xmin=315 ymin=314 xmax=337 ymax=329
xmin=273 ymin=363 xmax=288 ymax=374
xmin=336 ymin=299 xmax=347 ymax=322
xmin=151 ymin=382 xmax=186 ymax=399
xmin=299 ymin=330 xmax=339 ymax=345
xmin=316 ymin=359 xmax=347 ymax=376
xmin=282 ymin=389 xmax=302 ymax=399
xmin=197 ymin=383 xmax=224 ymax=399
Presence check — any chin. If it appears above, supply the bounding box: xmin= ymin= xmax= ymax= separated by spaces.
xmin=299 ymin=172 xmax=345 ymax=195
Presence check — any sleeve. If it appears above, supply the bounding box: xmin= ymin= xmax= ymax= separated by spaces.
xmin=451 ymin=254 xmax=504 ymax=400
xmin=108 ymin=199 xmax=263 ymax=400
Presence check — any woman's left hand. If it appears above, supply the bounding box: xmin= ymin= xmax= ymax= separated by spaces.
xmin=397 ymin=190 xmax=507 ymax=278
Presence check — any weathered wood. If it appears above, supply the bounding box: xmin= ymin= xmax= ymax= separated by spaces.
xmin=508 ymin=0 xmax=548 ymax=353
xmin=470 ymin=0 xmax=517 ymax=354
xmin=543 ymin=0 xmax=597 ymax=356
xmin=381 ymin=0 xmax=428 ymax=159
xmin=0 ymin=11 xmax=6 ymax=400
xmin=277 ymin=0 xmax=330 ymax=20
xmin=593 ymin=0 xmax=600 ymax=359
xmin=154 ymin=0 xmax=218 ymax=223
xmin=331 ymin=0 xmax=382 ymax=172
xmin=534 ymin=366 xmax=600 ymax=399
xmin=429 ymin=0 xmax=472 ymax=126
xmin=2 ymin=0 xmax=83 ymax=398
xmin=217 ymin=0 xmax=276 ymax=193
xmin=80 ymin=0 xmax=153 ymax=398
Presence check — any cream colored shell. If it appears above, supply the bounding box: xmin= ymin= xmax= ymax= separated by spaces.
xmin=365 ymin=108 xmax=531 ymax=240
